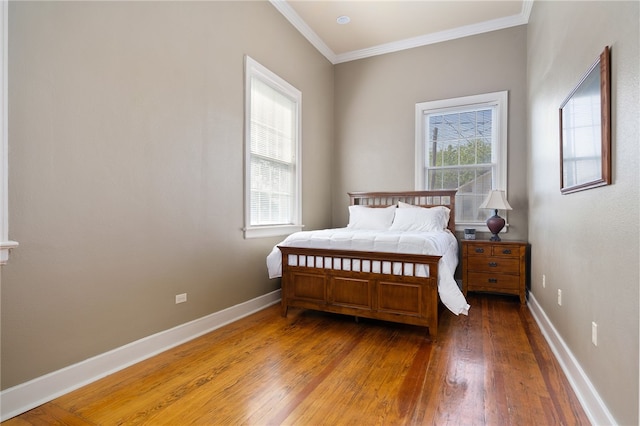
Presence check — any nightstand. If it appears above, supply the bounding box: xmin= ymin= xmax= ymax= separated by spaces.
xmin=462 ymin=240 xmax=528 ymax=304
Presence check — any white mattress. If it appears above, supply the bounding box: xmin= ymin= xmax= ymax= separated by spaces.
xmin=266 ymin=228 xmax=470 ymax=316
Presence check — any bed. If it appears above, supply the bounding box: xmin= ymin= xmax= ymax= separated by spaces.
xmin=266 ymin=190 xmax=470 ymax=337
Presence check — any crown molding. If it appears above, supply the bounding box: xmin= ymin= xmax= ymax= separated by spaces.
xmin=522 ymin=0 xmax=535 ymax=22
xmin=269 ymin=0 xmax=337 ymax=64
xmin=272 ymin=0 xmax=533 ymax=65
xmin=334 ymin=11 xmax=529 ymax=64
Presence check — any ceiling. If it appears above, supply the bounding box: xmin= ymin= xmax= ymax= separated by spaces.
xmin=270 ymin=0 xmax=533 ymax=64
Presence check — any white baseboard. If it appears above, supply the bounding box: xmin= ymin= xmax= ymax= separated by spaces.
xmin=527 ymin=292 xmax=617 ymax=425
xmin=0 ymin=290 xmax=281 ymax=422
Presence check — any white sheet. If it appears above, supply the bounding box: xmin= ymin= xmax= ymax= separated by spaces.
xmin=266 ymin=228 xmax=470 ymax=316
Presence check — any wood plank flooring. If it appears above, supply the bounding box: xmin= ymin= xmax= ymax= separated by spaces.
xmin=4 ymin=294 xmax=590 ymax=425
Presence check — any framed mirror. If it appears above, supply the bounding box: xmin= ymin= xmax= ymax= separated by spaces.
xmin=559 ymin=46 xmax=611 ymax=194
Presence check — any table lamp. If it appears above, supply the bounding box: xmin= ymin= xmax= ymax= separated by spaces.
xmin=479 ymin=190 xmax=512 ymax=241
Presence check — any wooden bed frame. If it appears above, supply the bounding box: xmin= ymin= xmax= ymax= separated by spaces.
xmin=279 ymin=190 xmax=457 ymax=337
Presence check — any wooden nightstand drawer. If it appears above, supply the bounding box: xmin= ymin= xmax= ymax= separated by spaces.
xmin=466 ymin=243 xmax=490 ymax=255
xmin=467 ymin=272 xmax=521 ymax=291
xmin=466 ymin=242 xmax=521 ymax=258
xmin=466 ymin=256 xmax=520 ymax=274
xmin=491 ymin=246 xmax=520 ymax=257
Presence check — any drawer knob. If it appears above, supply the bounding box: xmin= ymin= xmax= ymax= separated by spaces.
xmin=488 ymin=262 xmax=498 ymax=267
xmin=502 ymin=249 xmax=512 ymax=254
xmin=488 ymin=278 xmax=498 ymax=283
xmin=475 ymin=248 xmax=485 ymax=253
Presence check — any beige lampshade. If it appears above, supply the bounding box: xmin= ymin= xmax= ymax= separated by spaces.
xmin=479 ymin=190 xmax=512 ymax=211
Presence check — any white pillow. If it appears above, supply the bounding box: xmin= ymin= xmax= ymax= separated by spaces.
xmin=398 ymin=201 xmax=451 ymax=227
xmin=397 ymin=201 xmax=418 ymax=208
xmin=389 ymin=205 xmax=450 ymax=232
xmin=347 ymin=205 xmax=396 ymax=230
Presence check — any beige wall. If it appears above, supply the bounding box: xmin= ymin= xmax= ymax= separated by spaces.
xmin=527 ymin=1 xmax=639 ymax=424
xmin=2 ymin=1 xmax=334 ymax=388
xmin=332 ymin=26 xmax=528 ymax=242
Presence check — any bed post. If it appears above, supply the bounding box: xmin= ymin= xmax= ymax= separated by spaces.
xmin=280 ymin=267 xmax=289 ymax=318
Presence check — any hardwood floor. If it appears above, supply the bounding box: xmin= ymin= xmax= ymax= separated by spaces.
xmin=4 ymin=294 xmax=589 ymax=425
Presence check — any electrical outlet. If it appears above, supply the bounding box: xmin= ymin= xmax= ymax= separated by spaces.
xmin=175 ymin=293 xmax=187 ymax=304
xmin=557 ymin=289 xmax=562 ymax=306
xmin=592 ymin=322 xmax=598 ymax=346
xmin=542 ymin=274 xmax=546 ymax=288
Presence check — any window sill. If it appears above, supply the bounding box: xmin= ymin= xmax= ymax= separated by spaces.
xmin=244 ymin=225 xmax=303 ymax=239
xmin=0 ymin=240 xmax=19 ymax=265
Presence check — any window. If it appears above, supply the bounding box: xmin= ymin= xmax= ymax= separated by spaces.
xmin=0 ymin=2 xmax=18 ymax=262
xmin=415 ymin=91 xmax=508 ymax=229
xmin=244 ymin=56 xmax=302 ymax=239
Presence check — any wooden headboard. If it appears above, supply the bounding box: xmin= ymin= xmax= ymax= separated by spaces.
xmin=348 ymin=190 xmax=457 ymax=234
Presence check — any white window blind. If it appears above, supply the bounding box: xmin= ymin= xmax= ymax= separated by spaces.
xmin=244 ymin=57 xmax=302 ymax=238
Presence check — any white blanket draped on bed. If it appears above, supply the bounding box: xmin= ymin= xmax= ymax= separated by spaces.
xmin=266 ymin=228 xmax=470 ymax=316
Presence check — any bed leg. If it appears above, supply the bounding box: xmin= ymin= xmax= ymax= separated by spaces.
xmin=281 ymin=299 xmax=288 ymax=318
xmin=354 ymin=316 xmax=359 ymax=323
xmin=428 ymin=328 xmax=437 ymax=341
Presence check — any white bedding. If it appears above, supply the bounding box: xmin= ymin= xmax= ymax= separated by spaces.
xmin=266 ymin=228 xmax=470 ymax=316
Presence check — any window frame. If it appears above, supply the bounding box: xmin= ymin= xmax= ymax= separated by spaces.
xmin=244 ymin=56 xmax=302 ymax=239
xmin=415 ymin=91 xmax=509 ymax=231
xmin=0 ymin=2 xmax=17 ymax=263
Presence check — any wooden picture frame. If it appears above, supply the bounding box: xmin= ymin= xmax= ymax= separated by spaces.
xmin=559 ymin=46 xmax=611 ymax=194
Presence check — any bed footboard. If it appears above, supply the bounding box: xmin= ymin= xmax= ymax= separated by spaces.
xmin=279 ymin=246 xmax=441 ymax=337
